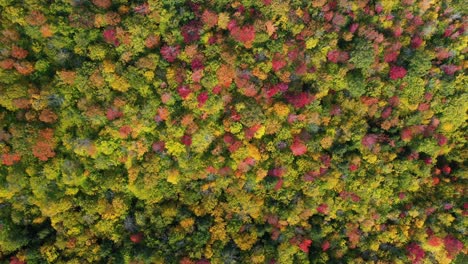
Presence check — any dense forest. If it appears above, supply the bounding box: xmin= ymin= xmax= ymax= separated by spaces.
xmin=0 ymin=0 xmax=466 ymax=263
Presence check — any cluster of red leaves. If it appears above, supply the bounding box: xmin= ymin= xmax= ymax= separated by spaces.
xmin=327 ymin=50 xmax=349 ymax=63
xmin=229 ymin=22 xmax=255 ymax=46
xmin=160 ymin=45 xmax=180 ymax=62
xmin=181 ymin=134 xmax=192 ymax=146
xmin=106 ymin=107 xmax=123 ymax=121
xmin=178 ymin=85 xmax=192 ymax=99
xmin=152 ymin=141 xmax=165 ymax=153
xmin=32 ymin=128 xmax=55 ymax=161
xmin=389 ymin=66 xmax=407 ymax=80
xmin=289 ymin=236 xmax=313 ymax=253
xmin=2 ymin=153 xmax=21 ymax=166
xmin=181 ymin=22 xmax=201 ymax=43
xmin=272 ymin=53 xmax=287 ymax=72
xmin=103 ymin=28 xmax=119 ymax=46
xmin=316 ymin=203 xmax=329 ymax=214
xmin=13 ymin=61 xmax=34 ymax=75
xmin=202 ymin=10 xmax=218 ymax=28
xmin=406 ymin=243 xmax=425 ymax=264
xmin=290 ymin=138 xmax=307 ymax=156
xmin=11 ymin=45 xmax=28 ymax=59
xmin=361 ymin=134 xmax=379 ymax=150
xmin=145 ymin=35 xmax=160 ymax=49
xmin=443 ymin=235 xmax=464 ymax=259
xmin=197 ymin=91 xmax=209 ymax=107
xmin=285 ymin=92 xmax=315 ymax=108
xmin=9 ymin=256 xmax=25 ymax=264
xmin=119 ymin=125 xmax=132 ymax=138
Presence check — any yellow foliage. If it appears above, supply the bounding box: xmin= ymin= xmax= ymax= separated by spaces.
xmin=217 ymin=12 xmax=230 ymax=29
xmin=247 ymin=143 xmax=261 ymax=161
xmin=441 ymin=122 xmax=454 ymax=132
xmin=167 ymin=169 xmax=180 ymax=185
xmin=320 ymin=136 xmax=333 ymax=149
xmin=254 ymin=125 xmax=265 ymax=139
xmin=306 ymin=38 xmax=319 ymax=49
xmin=103 ymin=60 xmax=115 ymax=73
xmin=209 ymin=221 xmax=227 ymax=242
xmin=273 ymin=102 xmax=290 ymax=117
xmin=233 ymin=231 xmax=258 ymax=251
xmin=110 ymin=75 xmax=130 ymax=92
xmin=180 ymin=218 xmax=195 ymax=230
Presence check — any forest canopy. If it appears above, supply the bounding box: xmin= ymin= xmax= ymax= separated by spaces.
xmin=0 ymin=0 xmax=466 ymax=263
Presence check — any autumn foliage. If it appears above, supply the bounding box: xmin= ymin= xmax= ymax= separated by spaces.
xmin=0 ymin=0 xmax=466 ymax=263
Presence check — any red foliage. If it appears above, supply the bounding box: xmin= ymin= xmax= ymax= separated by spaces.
xmin=244 ymin=124 xmax=261 ymax=140
xmin=361 ymin=134 xmax=379 ymax=150
xmin=411 ymin=36 xmax=423 ymax=49
xmin=152 ymin=141 xmax=166 ymax=152
xmin=285 ymin=92 xmax=315 ymax=108
xmin=423 ymin=157 xmax=432 ymax=165
xmin=384 ymin=51 xmax=399 ymax=63
xmin=202 ymin=10 xmax=218 ymax=28
xmin=178 ymin=85 xmax=192 ymax=99
xmin=119 ymin=125 xmax=132 ymax=138
xmin=272 ymin=53 xmax=287 ymax=72
xmin=229 ymin=24 xmax=255 ymax=45
xmin=349 ymin=164 xmax=359 ymax=171
xmin=389 ymin=66 xmax=407 ymax=80
xmin=9 ymin=257 xmax=25 ymax=264
xmin=197 ymin=91 xmax=209 ymax=107
xmin=441 ymin=64 xmax=461 ymax=75
xmin=33 ymin=141 xmax=55 ymax=161
xmin=417 ymin=103 xmax=430 ymax=111
xmin=401 ymin=128 xmax=413 ymax=141
xmin=103 ymin=28 xmax=119 ymax=46
xmin=32 ymin=129 xmax=56 ymax=161
xmin=406 ymin=243 xmax=425 ymax=264
xmin=130 ymin=232 xmax=144 ymax=243
xmin=385 ymin=96 xmax=398 ymax=107
xmin=290 ymin=139 xmax=307 ymax=156
xmin=268 ymin=167 xmax=285 ymax=177
xmin=361 ymin=96 xmax=379 ymax=106
xmin=327 ymin=50 xmax=349 ymax=63
xmin=322 ymin=240 xmax=330 ymax=251
xmin=298 ymin=239 xmax=312 ymax=253
xmin=181 ymin=22 xmax=201 ymax=43
xmin=0 ymin=59 xmax=15 ymax=70
xmin=106 ymin=108 xmax=123 ymax=121
xmin=274 ymin=178 xmax=283 ymax=191
xmin=161 ymin=45 xmax=180 ymax=62
xmin=427 ymin=235 xmax=442 ymax=247
xmin=181 ymin=134 xmax=192 ymax=146
xmin=191 ymin=58 xmax=204 ymax=70
xmin=436 ymin=134 xmax=447 ymax=146
xmin=317 ymin=203 xmax=329 ymax=214
xmin=145 ymin=35 xmax=160 ymax=49
xmin=350 ymin=23 xmax=359 ymax=33
xmin=442 ymin=164 xmax=451 ymax=175
xmin=11 ymin=45 xmax=28 ymax=59
xmin=14 ymin=61 xmax=34 ymax=75
xmin=2 ymin=153 xmax=21 ymax=166
xmin=381 ymin=106 xmax=392 ymax=119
